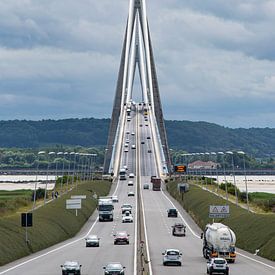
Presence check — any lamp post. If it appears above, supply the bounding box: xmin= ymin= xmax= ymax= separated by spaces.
xmin=90 ymin=154 xmax=97 ymax=181
xmin=238 ymin=151 xmax=249 ymax=211
xmin=66 ymin=152 xmax=75 ymax=192
xmin=44 ymin=151 xmax=55 ymax=205
xmin=226 ymin=151 xmax=238 ymax=205
xmin=56 ymin=152 xmax=63 ymax=194
xmin=200 ymin=153 xmax=205 ymax=184
xmin=218 ymin=152 xmax=228 ymax=201
xmin=205 ymin=152 xmax=210 ymax=186
xmin=72 ymin=152 xmax=78 ymax=186
xmin=211 ymin=152 xmax=217 ymax=190
xmin=32 ymin=151 xmax=45 ymax=211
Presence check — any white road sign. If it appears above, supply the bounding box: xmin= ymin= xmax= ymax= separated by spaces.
xmin=71 ymin=195 xmax=87 ymax=199
xmin=209 ymin=205 xmax=230 ymax=218
xmin=66 ymin=199 xmax=81 ymax=210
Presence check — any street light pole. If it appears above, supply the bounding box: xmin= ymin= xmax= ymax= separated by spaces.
xmin=44 ymin=152 xmax=55 ymax=205
xmin=218 ymin=152 xmax=228 ymax=201
xmin=238 ymin=151 xmax=249 ymax=211
xmin=32 ymin=151 xmax=45 ymax=211
xmin=226 ymin=151 xmax=238 ymax=205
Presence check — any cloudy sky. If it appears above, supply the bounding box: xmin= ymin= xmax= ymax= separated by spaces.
xmin=1 ymin=0 xmax=275 ymax=128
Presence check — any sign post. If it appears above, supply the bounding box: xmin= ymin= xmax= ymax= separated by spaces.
xmin=66 ymin=199 xmax=82 ymax=216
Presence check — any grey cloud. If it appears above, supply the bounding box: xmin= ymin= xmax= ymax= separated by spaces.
xmin=0 ymin=0 xmax=275 ymax=128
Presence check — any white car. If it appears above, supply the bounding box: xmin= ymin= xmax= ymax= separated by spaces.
xmin=125 ymin=143 xmax=129 ymax=148
xmin=131 ymin=132 xmax=135 ymax=136
xmin=122 ymin=211 xmax=133 ymax=223
xmin=207 ymin=258 xmax=229 ymax=275
xmin=125 ymin=139 xmax=130 ymax=143
xmin=124 ymin=148 xmax=129 ymax=153
xmin=129 ymin=173 xmax=135 ymax=178
xmin=128 ymin=191 xmax=135 ymax=197
xmin=85 ymin=235 xmax=100 ymax=247
xmin=131 ymin=144 xmax=136 ymax=149
xmin=162 ymin=249 xmax=182 ymax=266
xmin=128 ymin=181 xmax=134 ymax=186
xmin=123 ymin=165 xmax=128 ymax=170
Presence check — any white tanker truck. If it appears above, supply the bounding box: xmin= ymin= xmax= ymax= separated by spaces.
xmin=201 ymin=223 xmax=236 ymax=263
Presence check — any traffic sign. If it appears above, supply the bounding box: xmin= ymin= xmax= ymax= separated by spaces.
xmin=71 ymin=195 xmax=87 ymax=199
xmin=66 ymin=199 xmax=81 ymax=210
xmin=21 ymin=213 xmax=33 ymax=227
xmin=174 ymin=165 xmax=186 ymax=173
xmin=209 ymin=205 xmax=230 ymax=218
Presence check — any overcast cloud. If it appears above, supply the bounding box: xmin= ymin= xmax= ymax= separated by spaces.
xmin=0 ymin=0 xmax=275 ymax=128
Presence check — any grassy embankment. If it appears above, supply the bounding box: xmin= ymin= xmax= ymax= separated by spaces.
xmin=0 ymin=180 xmax=111 ymax=266
xmin=167 ymin=181 xmax=275 ymax=261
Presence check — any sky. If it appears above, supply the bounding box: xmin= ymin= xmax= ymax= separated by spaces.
xmin=0 ymin=0 xmax=275 ymax=128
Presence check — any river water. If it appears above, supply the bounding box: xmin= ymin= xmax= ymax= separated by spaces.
xmin=0 ymin=175 xmax=56 ymax=191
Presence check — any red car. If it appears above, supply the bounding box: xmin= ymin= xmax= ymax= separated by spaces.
xmin=113 ymin=231 xmax=129 ymax=245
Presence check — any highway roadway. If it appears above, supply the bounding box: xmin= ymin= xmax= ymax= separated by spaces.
xmin=1 ymin=106 xmax=275 ymax=275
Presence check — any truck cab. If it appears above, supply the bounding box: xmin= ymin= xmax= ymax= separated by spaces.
xmin=98 ymin=197 xmax=114 ymax=222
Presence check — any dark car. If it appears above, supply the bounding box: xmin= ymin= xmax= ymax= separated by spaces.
xmin=167 ymin=208 xmax=178 ymax=217
xmin=104 ymin=262 xmax=125 ymax=275
xmin=114 ymin=231 xmax=129 ymax=245
xmin=61 ymin=261 xmax=82 ymax=275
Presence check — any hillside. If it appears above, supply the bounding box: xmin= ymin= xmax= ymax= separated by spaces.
xmin=1 ymin=118 xmax=275 ymax=157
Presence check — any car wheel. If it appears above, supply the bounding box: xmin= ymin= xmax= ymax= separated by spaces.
xmin=178 ymin=262 xmax=182 ymax=266
xmin=207 ymin=269 xmax=209 ymax=274
xmin=163 ymin=262 xmax=166 ymax=266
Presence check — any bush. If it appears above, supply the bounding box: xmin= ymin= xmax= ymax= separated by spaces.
xmin=31 ymin=188 xmax=46 ymax=201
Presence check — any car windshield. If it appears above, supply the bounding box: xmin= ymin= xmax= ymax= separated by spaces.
xmin=64 ymin=262 xmax=78 ymax=267
xmin=167 ymin=251 xmax=179 ymax=256
xmin=106 ymin=263 xmax=123 ymax=270
xmin=117 ymin=232 xmax=127 ymax=237
xmin=122 ymin=204 xmax=132 ymax=208
xmin=175 ymin=224 xmax=184 ymax=228
xmin=169 ymin=209 xmax=177 ymax=213
xmin=87 ymin=236 xmax=97 ymax=240
xmin=214 ymin=259 xmax=226 ymax=264
xmin=98 ymin=205 xmax=113 ymax=211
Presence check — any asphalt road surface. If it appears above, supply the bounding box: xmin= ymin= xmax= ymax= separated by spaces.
xmin=1 ymin=107 xmax=275 ymax=275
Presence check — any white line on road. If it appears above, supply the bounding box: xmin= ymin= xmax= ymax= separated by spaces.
xmin=0 ymin=180 xmax=123 ymax=274
xmin=161 ymin=188 xmax=275 ymax=271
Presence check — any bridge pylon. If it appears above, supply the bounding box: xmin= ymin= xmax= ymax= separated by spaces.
xmin=103 ymin=0 xmax=171 ymax=175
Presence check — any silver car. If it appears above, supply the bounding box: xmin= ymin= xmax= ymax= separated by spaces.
xmin=103 ymin=262 xmax=125 ymax=274
xmin=207 ymin=258 xmax=229 ymax=275
xmin=61 ymin=261 xmax=82 ymax=275
xmin=85 ymin=235 xmax=100 ymax=247
xmin=162 ymin=249 xmax=182 ymax=266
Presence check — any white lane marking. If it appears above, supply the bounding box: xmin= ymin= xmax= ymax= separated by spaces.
xmin=160 ymin=189 xmax=200 ymax=239
xmin=140 ymin=176 xmax=153 ymax=275
xmin=0 ymin=217 xmax=98 ymax=275
xmin=138 ymin=108 xmax=153 ymax=275
xmin=236 ymin=251 xmax=275 ymax=270
xmin=161 ymin=189 xmax=275 ymax=271
xmin=1 ymin=178 xmax=123 ymax=274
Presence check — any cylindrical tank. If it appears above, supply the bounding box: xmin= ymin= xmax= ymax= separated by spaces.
xmin=205 ymin=223 xmax=236 ymax=252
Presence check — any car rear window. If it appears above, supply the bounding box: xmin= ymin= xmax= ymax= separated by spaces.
xmin=214 ymin=259 xmax=226 ymax=264
xmin=167 ymin=251 xmax=179 ymax=256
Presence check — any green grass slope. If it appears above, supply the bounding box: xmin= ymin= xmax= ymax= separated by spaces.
xmin=167 ymin=182 xmax=275 ymax=261
xmin=0 ymin=180 xmax=111 ymax=266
